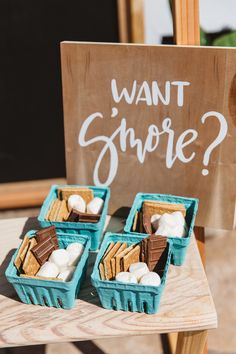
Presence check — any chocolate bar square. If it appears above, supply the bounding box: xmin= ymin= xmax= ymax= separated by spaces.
xmin=140 ymin=234 xmax=167 ymax=271
xmin=67 ymin=211 xmax=79 ymax=222
xmin=36 ymin=226 xmax=59 ymax=248
xmin=66 ymin=211 xmax=100 ymax=223
xmin=31 ymin=237 xmax=55 ymax=265
xmin=78 ymin=213 xmax=100 ymax=223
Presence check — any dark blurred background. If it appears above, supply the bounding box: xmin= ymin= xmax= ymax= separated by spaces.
xmin=0 ymin=0 xmax=119 ymax=183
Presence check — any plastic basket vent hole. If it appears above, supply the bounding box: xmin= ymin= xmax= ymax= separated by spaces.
xmin=28 ymin=294 xmax=34 ymax=304
xmin=42 ymin=296 xmax=49 ymax=306
xmin=127 ymin=300 xmax=133 ymax=312
xmin=57 ymin=298 xmax=63 ymax=308
xmin=111 ymin=297 xmax=116 ymax=310
xmin=143 ymin=301 xmax=148 ymax=313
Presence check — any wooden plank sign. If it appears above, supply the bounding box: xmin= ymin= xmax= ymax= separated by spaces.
xmin=61 ymin=42 xmax=236 ymax=229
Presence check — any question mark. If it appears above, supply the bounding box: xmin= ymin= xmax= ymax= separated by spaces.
xmin=201 ymin=111 xmax=228 ymax=176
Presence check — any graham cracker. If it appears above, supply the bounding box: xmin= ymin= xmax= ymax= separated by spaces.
xmin=143 ymin=200 xmax=186 ymax=218
xmin=46 ymin=199 xmax=56 ymax=221
xmin=132 ymin=212 xmax=139 ymax=231
xmin=115 ymin=245 xmax=134 ymax=274
xmin=56 ymin=199 xmax=69 ymax=221
xmin=48 ymin=199 xmax=61 ymax=221
xmin=139 ymin=211 xmax=144 ymax=232
xmin=103 ymin=242 xmax=121 ymax=280
xmin=99 ymin=263 xmax=105 ymax=280
xmin=14 ymin=235 xmax=30 ymax=271
xmin=22 ymin=238 xmax=40 ymax=276
xmin=58 ymin=187 xmax=94 ymax=204
xmin=45 ymin=204 xmax=52 ymax=221
xmin=99 ymin=242 xmax=114 ymax=280
xmin=103 ymin=242 xmax=115 ymax=258
xmin=111 ymin=242 xmax=127 ymax=278
xmin=53 ymin=199 xmax=63 ymax=221
xmin=122 ymin=245 xmax=140 ymax=272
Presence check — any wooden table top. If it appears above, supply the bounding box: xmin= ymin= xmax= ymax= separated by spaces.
xmin=0 ymin=216 xmax=217 ymax=347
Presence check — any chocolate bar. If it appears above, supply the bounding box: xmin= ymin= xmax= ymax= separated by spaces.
xmin=36 ymin=226 xmax=59 ymax=248
xmin=142 ymin=213 xmax=153 ymax=234
xmin=36 ymin=225 xmax=56 ymax=241
xmin=66 ymin=211 xmax=100 ymax=223
xmin=31 ymin=237 xmax=56 ymax=265
xmin=138 ymin=211 xmax=144 ymax=233
xmin=77 ymin=213 xmax=100 ymax=223
xmin=140 ymin=234 xmax=167 ymax=271
xmin=67 ymin=211 xmax=79 ymax=222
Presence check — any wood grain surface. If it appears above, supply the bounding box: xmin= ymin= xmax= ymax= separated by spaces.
xmin=129 ymin=0 xmax=144 ymax=43
xmin=175 ymin=330 xmax=207 ymax=354
xmin=0 ymin=217 xmax=217 ymax=348
xmin=61 ymin=42 xmax=236 ymax=230
xmin=173 ymin=0 xmax=200 ymax=45
xmin=117 ymin=0 xmax=130 ymax=43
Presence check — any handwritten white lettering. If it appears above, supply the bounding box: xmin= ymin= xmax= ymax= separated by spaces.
xmin=111 ymin=79 xmax=190 ymax=106
xmin=78 ymin=79 xmax=228 ymax=186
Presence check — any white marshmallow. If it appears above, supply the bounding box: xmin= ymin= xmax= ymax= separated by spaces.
xmin=155 ymin=211 xmax=188 ymax=238
xmin=67 ymin=242 xmax=84 ymax=254
xmin=66 ymin=242 xmax=84 ymax=266
xmin=49 ymin=249 xmax=70 ymax=271
xmin=36 ymin=261 xmax=59 ymax=278
xmin=139 ymin=272 xmax=161 ymax=286
xmin=57 ymin=266 xmax=76 ymax=282
xmin=87 ymin=197 xmax=104 ymax=214
xmin=129 ymin=262 xmax=149 ymax=281
xmin=172 ymin=211 xmax=186 ymax=225
xmin=150 ymin=214 xmax=161 ymax=231
xmin=67 ymin=194 xmax=86 ymax=213
xmin=115 ymin=272 xmax=138 ymax=284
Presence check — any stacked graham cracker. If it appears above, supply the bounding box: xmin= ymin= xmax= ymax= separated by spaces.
xmin=99 ymin=242 xmax=140 ymax=280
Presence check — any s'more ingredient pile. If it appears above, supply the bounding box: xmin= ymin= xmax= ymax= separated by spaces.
xmin=133 ymin=200 xmax=188 ymax=237
xmin=99 ymin=234 xmax=167 ymax=286
xmin=14 ymin=226 xmax=84 ymax=282
xmin=46 ymin=187 xmax=104 ymax=223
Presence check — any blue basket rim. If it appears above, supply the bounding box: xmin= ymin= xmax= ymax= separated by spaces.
xmin=135 ymin=192 xmax=199 ymax=202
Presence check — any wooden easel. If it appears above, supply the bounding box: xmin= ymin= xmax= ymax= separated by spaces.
xmin=117 ymin=0 xmax=207 ymax=352
xmin=0 ymin=3 xmax=217 ymax=352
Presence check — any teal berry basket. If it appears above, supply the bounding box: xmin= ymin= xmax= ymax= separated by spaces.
xmin=5 ymin=230 xmax=91 ymax=309
xmin=124 ymin=193 xmax=199 ymax=266
xmin=91 ymin=232 xmax=172 ymax=314
xmin=38 ymin=184 xmax=110 ymax=251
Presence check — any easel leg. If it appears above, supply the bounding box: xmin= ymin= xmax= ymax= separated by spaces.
xmin=168 ymin=227 xmax=208 ymax=354
xmin=195 ymin=226 xmax=206 ymax=264
xmin=175 ymin=330 xmax=207 ymax=354
xmin=168 ymin=332 xmax=178 ymax=353
xmin=194 ymin=226 xmax=208 ymax=354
